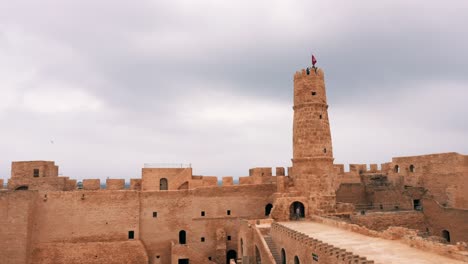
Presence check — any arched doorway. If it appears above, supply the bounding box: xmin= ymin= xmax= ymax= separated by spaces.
xmin=294 ymin=256 xmax=300 ymax=264
xmin=265 ymin=204 xmax=273 ymax=216
xmin=15 ymin=186 xmax=29 ymax=191
xmin=281 ymin=248 xmax=286 ymax=264
xmin=179 ymin=230 xmax=186 ymax=244
xmin=226 ymin=250 xmax=237 ymax=264
xmin=290 ymin=201 xmax=305 ymax=220
xmin=255 ymin=246 xmax=261 ymax=264
xmin=442 ymin=230 xmax=450 ymax=243
xmin=160 ymin=178 xmax=168 ymax=190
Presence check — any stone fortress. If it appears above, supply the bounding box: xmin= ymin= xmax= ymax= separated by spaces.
xmin=1 ymin=65 xmax=467 ymax=264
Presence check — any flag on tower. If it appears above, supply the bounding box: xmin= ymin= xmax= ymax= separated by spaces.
xmin=312 ymin=54 xmax=317 ymax=67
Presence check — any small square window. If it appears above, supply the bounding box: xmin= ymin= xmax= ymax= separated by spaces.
xmin=227 ymin=236 xmax=231 ymax=241
xmin=201 ymin=211 xmax=205 ymax=216
xmin=201 ymin=237 xmax=205 ymax=242
xmin=227 ymin=210 xmax=231 ymax=216
xmin=128 ymin=231 xmax=134 ymax=239
xmin=153 ymin=212 xmax=158 ymax=218
xmin=312 ymin=91 xmax=317 ymax=96
xmin=208 ymin=257 xmax=212 ymax=260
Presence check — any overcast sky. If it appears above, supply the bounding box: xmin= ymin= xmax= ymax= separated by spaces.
xmin=1 ymin=1 xmax=467 ymax=181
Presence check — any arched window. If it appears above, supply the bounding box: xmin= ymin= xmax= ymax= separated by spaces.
xmin=179 ymin=230 xmax=186 ymax=244
xmin=255 ymin=246 xmax=261 ymax=264
xmin=160 ymin=178 xmax=168 ymax=190
xmin=226 ymin=250 xmax=237 ymax=264
xmin=15 ymin=186 xmax=29 ymax=191
xmin=265 ymin=204 xmax=273 ymax=216
xmin=442 ymin=230 xmax=450 ymax=243
xmin=294 ymin=256 xmax=300 ymax=264
xmin=394 ymin=165 xmax=400 ymax=173
xmin=409 ymin=164 xmax=415 ymax=173
xmin=281 ymin=249 xmax=286 ymax=264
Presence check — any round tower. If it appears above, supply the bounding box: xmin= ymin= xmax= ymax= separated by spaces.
xmin=291 ymin=67 xmax=336 ymax=213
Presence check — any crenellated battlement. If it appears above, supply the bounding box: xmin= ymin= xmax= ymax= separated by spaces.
xmin=294 ymin=68 xmax=325 ymax=80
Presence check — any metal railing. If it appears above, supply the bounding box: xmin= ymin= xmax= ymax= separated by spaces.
xmin=144 ymin=163 xmax=192 ymax=168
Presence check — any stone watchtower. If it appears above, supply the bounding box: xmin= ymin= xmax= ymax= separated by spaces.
xmin=292 ymin=67 xmax=336 ymax=214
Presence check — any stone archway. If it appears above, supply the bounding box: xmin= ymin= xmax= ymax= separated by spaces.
xmin=226 ymin=249 xmax=237 ymax=264
xmin=290 ymin=201 xmax=305 ymax=220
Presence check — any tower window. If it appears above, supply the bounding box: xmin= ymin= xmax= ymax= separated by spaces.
xmin=128 ymin=231 xmax=134 ymax=239
xmin=33 ymin=169 xmax=39 ymax=177
xmin=227 ymin=210 xmax=231 ymax=215
xmin=319 ymin=114 xmax=322 ymax=119
xmin=323 ymin=148 xmax=327 ymax=153
xmin=409 ymin=164 xmax=415 ymax=173
xmin=311 ymin=91 xmax=317 ymax=96
xmin=153 ymin=212 xmax=158 ymax=218
xmin=394 ymin=165 xmax=400 ymax=173
xmin=227 ymin=235 xmax=231 ymax=241
xmin=201 ymin=211 xmax=205 ymax=216
xmin=201 ymin=237 xmax=205 ymax=242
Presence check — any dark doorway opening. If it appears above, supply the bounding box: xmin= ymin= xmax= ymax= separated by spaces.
xmin=281 ymin=248 xmax=286 ymax=264
xmin=179 ymin=230 xmax=186 ymax=244
xmin=178 ymin=259 xmax=189 ymax=264
xmin=413 ymin=199 xmax=422 ymax=211
xmin=15 ymin=186 xmax=29 ymax=191
xmin=160 ymin=178 xmax=168 ymax=190
xmin=442 ymin=230 xmax=450 ymax=243
xmin=226 ymin=250 xmax=237 ymax=264
xmin=294 ymin=256 xmax=300 ymax=264
xmin=290 ymin=201 xmax=305 ymax=220
xmin=265 ymin=204 xmax=273 ymax=216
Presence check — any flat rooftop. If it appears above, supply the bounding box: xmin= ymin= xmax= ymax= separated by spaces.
xmin=280 ymin=221 xmax=464 ymax=264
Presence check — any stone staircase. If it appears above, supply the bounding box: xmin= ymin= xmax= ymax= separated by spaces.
xmin=263 ymin=235 xmax=281 ymax=264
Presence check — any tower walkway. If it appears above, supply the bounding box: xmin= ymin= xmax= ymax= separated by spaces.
xmin=280 ymin=221 xmax=464 ymax=264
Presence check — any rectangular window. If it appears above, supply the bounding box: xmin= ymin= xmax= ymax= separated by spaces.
xmin=201 ymin=237 xmax=205 ymax=242
xmin=201 ymin=211 xmax=205 ymax=216
xmin=33 ymin=169 xmax=39 ymax=177
xmin=227 ymin=235 xmax=231 ymax=241
xmin=153 ymin=212 xmax=158 ymax=218
xmin=128 ymin=231 xmax=134 ymax=239
xmin=227 ymin=210 xmax=231 ymax=215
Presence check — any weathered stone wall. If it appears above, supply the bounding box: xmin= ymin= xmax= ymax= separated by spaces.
xmin=11 ymin=161 xmax=58 ymax=179
xmin=139 ymin=184 xmax=276 ymax=264
xmin=0 ymin=191 xmax=36 ymax=264
xmin=350 ymin=211 xmax=426 ymax=232
xmin=423 ymin=198 xmax=468 ymax=244
xmin=30 ymin=191 xmax=140 ymax=244
xmin=336 ymin=184 xmax=367 ymax=205
xmin=30 ymin=240 xmax=148 ymax=264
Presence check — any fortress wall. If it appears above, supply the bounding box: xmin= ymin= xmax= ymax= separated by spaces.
xmin=387 ymin=153 xmax=467 ymax=209
xmin=106 ymin=179 xmax=125 ymax=190
xmin=8 ymin=177 xmax=69 ymax=191
xmin=141 ymin=168 xmax=192 ymax=191
xmin=336 ymin=184 xmax=367 ymax=205
xmin=30 ymin=191 xmax=140 ymax=244
xmin=0 ymin=191 xmax=37 ymax=264
xmin=65 ymin=179 xmax=77 ymax=191
xmin=30 ymin=240 xmax=148 ymax=264
xmin=83 ymin=179 xmax=100 ymax=190
xmin=139 ymin=184 xmax=276 ymax=264
xmin=11 ymin=161 xmax=58 ymax=179
xmin=350 ymin=211 xmax=426 ymax=232
xmin=423 ymin=197 xmax=468 ymax=244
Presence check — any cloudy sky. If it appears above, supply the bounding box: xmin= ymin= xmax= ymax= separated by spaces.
xmin=1 ymin=1 xmax=467 ymax=181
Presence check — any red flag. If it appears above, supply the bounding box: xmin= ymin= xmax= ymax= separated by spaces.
xmin=312 ymin=54 xmax=317 ymax=66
